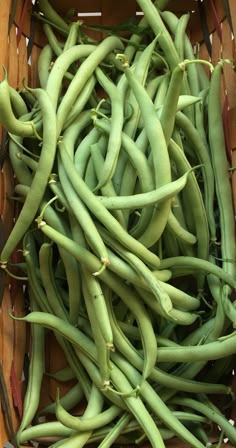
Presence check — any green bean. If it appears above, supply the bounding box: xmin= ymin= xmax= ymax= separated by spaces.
xmin=161 ymin=10 xmax=209 ymax=95
xmin=100 ymin=283 xmax=158 ymax=384
xmin=40 ymin=198 xmax=83 ymax=327
xmin=137 ymin=287 xmax=198 ymax=326
xmin=123 ymin=14 xmax=148 ymax=62
xmin=9 ymin=135 xmax=33 ymax=187
xmin=167 ymin=209 xmax=197 ymax=245
xmin=93 ymin=67 xmax=124 ymax=189
xmin=116 ymin=321 xmax=178 ymax=346
xmin=39 ymin=242 xmax=69 ymax=320
xmin=160 ymin=315 xmax=223 ymax=401
xmin=168 ymin=139 xmax=209 ymax=286
xmin=98 ymin=225 xmax=172 ymax=315
xmin=43 ymin=23 xmax=63 ymax=56
xmin=40 ymin=383 xmax=83 ymax=416
xmin=32 ymin=218 xmax=159 ymax=384
xmin=38 ymin=0 xmax=70 ymax=35
xmin=208 ymin=62 xmax=236 ymax=322
xmin=45 ymin=433 xmax=85 ymax=448
xmin=175 ymin=111 xmax=216 ymax=242
xmin=16 ymin=152 xmax=38 ymax=172
xmin=82 ymin=268 xmax=113 ymax=358
xmin=9 ymin=86 xmax=28 ymax=117
xmin=170 ymin=396 xmax=236 ymax=444
xmin=94 ymin=117 xmax=155 ymax=231
xmin=16 ymin=291 xmax=45 ymax=444
xmin=89 ymin=420 xmax=174 ymax=444
xmin=58 ymin=157 xmax=110 ymax=267
xmin=94 ymin=118 xmax=155 ymax=196
xmin=18 ymin=422 xmax=74 ymax=443
xmin=97 ymin=168 xmax=194 ymax=210
xmin=117 ymin=54 xmax=171 ymax=246
xmin=96 ymin=358 xmax=166 ymax=448
xmin=56 ymin=240 xmax=82 ymax=327
xmin=176 ymin=94 xmax=202 ymax=110
xmin=194 ymin=95 xmax=210 ymax=155
xmin=189 ymin=424 xmax=210 ymax=447
xmin=12 ymin=290 xmax=147 ymax=397
xmin=56 ymin=397 xmax=122 ymax=432
xmin=63 ymin=109 xmax=91 ymax=158
xmin=153 ymin=72 xmax=170 ymax=108
xmin=208 ymin=291 xmax=226 ymax=343
xmin=84 ymin=154 xmax=99 ymax=191
xmin=72 ymin=347 xmax=127 ymax=411
xmin=154 ymin=330 xmax=236 ymax=363
xmin=98 ymin=413 xmax=131 ymax=448
xmin=174 ymin=13 xmax=190 ymax=60
xmin=107 ymin=35 xmax=156 ymax=221
xmin=123 ymin=37 xmax=158 ymax=140
xmin=159 ymin=62 xmax=185 ymax=145
xmin=74 ymin=127 xmax=100 ymax=177
xmin=136 ymin=0 xmax=180 ymax=70
xmin=59 ymin=342 xmax=92 ymax=401
xmin=162 ymin=225 xmax=181 ymax=258
xmin=63 ymin=82 xmax=95 ymax=130
xmin=146 ymin=74 xmax=167 ymax=100
xmin=11 ymin=311 xmax=104 ymax=378
xmin=112 ymin=351 xmax=205 ymax=448
xmin=56 ymin=36 xmax=124 ymax=134
xmin=23 ymin=234 xmax=53 ymax=314
xmin=160 ymin=256 xmax=236 ymax=289
xmin=112 ymin=46 xmax=155 ymax=195
xmin=46 ymin=366 xmax=75 ymax=383
xmin=156 ymin=283 xmax=200 ymax=311
xmin=167 ymin=215 xmax=197 ymax=258
xmin=103 ymin=295 xmax=228 ymax=396
xmin=0 ymin=73 xmax=36 ymax=137
xmin=37 ymin=44 xmax=54 ymax=89
xmin=90 ymin=142 xmax=126 ymax=228
xmin=63 ymin=21 xmax=81 ymax=52
xmin=55 ymin=383 xmax=105 ymax=448
xmin=105 ymin=246 xmax=171 ymax=285
xmin=58 ymin=141 xmax=160 ymax=268
xmin=46 ymin=44 xmax=96 ymax=110
xmin=1 ymin=88 xmax=57 ymax=265
xmin=23 ymin=236 xmax=93 ymax=399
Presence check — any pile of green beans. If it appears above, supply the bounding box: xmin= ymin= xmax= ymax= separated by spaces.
xmin=1 ymin=0 xmax=236 ymax=446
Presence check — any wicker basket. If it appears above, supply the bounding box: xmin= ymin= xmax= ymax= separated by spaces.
xmin=0 ymin=0 xmax=236 ymax=447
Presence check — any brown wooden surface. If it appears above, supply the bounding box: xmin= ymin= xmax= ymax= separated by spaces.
xmin=0 ymin=0 xmax=236 ymax=447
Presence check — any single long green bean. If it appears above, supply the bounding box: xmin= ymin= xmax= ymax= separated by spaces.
xmin=56 ymin=398 xmax=122 ymax=432
xmin=97 ymin=168 xmax=194 ymax=210
xmin=159 ymin=256 xmax=236 ymax=289
xmin=16 ymin=291 xmax=45 ymax=444
xmin=93 ymin=67 xmax=124 ymax=189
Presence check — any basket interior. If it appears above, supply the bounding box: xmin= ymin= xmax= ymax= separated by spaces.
xmin=0 ymin=1 xmax=236 ymax=447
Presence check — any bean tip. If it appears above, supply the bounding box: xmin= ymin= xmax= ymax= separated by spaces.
xmin=0 ymin=261 xmax=7 ymax=270
xmin=35 ymin=216 xmax=46 ymax=228
xmin=115 ymin=53 xmax=129 ymax=69
xmin=1 ymin=65 xmax=8 ymax=82
xmin=106 ymin=342 xmax=115 ymax=352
